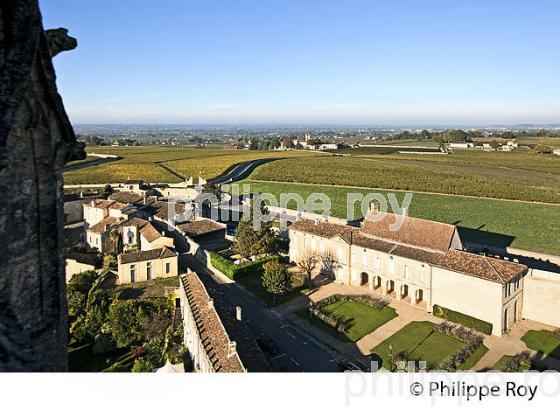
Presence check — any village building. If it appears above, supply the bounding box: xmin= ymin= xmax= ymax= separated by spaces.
xmin=288 ymin=205 xmax=529 ymax=336
xmin=117 ymin=247 xmax=178 ymax=284
xmin=178 ymin=270 xmax=270 ymax=372
xmin=65 ymin=252 xmax=101 ymax=282
xmin=120 ymin=217 xmax=174 ymax=251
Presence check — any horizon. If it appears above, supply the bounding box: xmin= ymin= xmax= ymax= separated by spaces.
xmin=42 ymin=0 xmax=560 ymax=125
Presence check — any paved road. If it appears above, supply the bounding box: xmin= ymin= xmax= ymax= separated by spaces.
xmin=186 ymin=257 xmax=342 ymax=372
xmin=209 ymin=158 xmax=282 ymax=185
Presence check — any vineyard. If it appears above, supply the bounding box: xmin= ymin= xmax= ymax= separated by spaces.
xmin=234 ymin=180 xmax=560 ymax=255
xmin=63 ymin=146 xmax=321 ymax=184
xmin=250 ymin=154 xmax=560 ymax=204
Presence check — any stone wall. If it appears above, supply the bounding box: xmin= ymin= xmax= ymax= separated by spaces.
xmin=522 ymin=269 xmax=560 ymax=328
xmin=0 ymin=1 xmax=84 ymax=371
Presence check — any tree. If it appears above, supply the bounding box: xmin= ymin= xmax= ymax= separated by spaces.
xmin=102 ymin=184 xmax=114 ymax=198
xmin=296 ymin=251 xmax=318 ymax=286
xmin=320 ymin=249 xmax=340 ymax=279
xmin=489 ymin=140 xmax=500 ymax=149
xmin=282 ymin=136 xmax=294 ymax=148
xmin=261 ymin=260 xmax=291 ymax=303
xmin=234 ymin=199 xmax=276 ymax=258
xmin=67 ymin=270 xmax=98 ymax=319
xmin=534 ymin=144 xmax=553 ymax=154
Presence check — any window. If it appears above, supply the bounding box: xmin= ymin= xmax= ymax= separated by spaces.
xmin=165 ymin=262 xmax=171 ymax=274
xmin=130 ymin=264 xmax=136 ymax=283
xmin=147 ymin=262 xmax=152 ymax=280
xmin=361 ymin=251 xmax=367 ymax=266
xmin=319 ymin=242 xmax=325 ymax=252
xmin=375 ymin=257 xmax=381 ymax=271
xmin=403 ymin=265 xmax=409 ymax=280
xmin=351 ymin=254 xmax=356 ymax=264
xmin=388 ymin=261 xmax=395 ymax=275
xmin=311 ymin=240 xmax=316 ymax=251
xmin=337 ymin=248 xmax=343 ymax=260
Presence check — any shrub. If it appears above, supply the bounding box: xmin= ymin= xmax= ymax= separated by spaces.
xmin=433 ymin=305 xmax=493 ymax=335
xmin=209 ymin=252 xmax=279 ymax=280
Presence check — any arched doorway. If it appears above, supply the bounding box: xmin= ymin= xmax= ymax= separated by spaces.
xmin=386 ymin=280 xmax=395 ymax=295
xmin=360 ymin=272 xmax=369 ymax=287
xmin=401 ymin=284 xmax=409 ymax=300
xmin=373 ymin=276 xmax=381 ymax=289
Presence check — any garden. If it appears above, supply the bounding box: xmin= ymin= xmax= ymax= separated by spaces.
xmin=297 ymin=294 xmax=398 ymax=342
xmin=521 ymin=330 xmax=560 ymax=361
xmin=433 ymin=305 xmax=493 ymax=335
xmin=370 ymin=321 xmax=488 ymax=371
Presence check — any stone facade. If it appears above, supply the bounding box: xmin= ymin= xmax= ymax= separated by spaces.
xmin=0 ymin=1 xmax=84 ymax=371
xmin=289 ymin=211 xmax=530 ymax=337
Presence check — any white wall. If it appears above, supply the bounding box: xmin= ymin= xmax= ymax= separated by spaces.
xmin=523 ymin=269 xmax=560 ymax=328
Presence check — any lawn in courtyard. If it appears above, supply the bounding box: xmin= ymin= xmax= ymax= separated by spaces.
xmin=433 ymin=305 xmax=493 ymax=335
xmin=370 ymin=321 xmax=467 ymax=370
xmin=521 ymin=330 xmax=560 ymax=360
xmin=297 ymin=299 xmax=397 ymax=342
xmin=237 ymin=271 xmax=309 ymax=307
xmin=492 ymin=355 xmax=533 ymax=372
xmin=457 ymin=344 xmax=489 ymax=371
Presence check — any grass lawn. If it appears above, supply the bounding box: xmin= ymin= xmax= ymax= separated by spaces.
xmin=237 ymin=271 xmax=309 ymax=307
xmin=492 ymin=355 xmax=533 ymax=372
xmin=321 ymin=300 xmax=397 ymax=342
xmin=433 ymin=305 xmax=493 ymax=335
xmin=521 ymin=330 xmax=560 ymax=360
xmin=108 ymin=276 xmax=180 ymax=300
xmin=370 ymin=321 xmax=467 ymax=370
xmin=68 ymin=343 xmax=134 ymax=372
xmin=295 ymin=299 xmax=397 ymax=342
xmin=457 ymin=344 xmax=489 ymax=371
xmin=295 ymin=308 xmax=350 ymax=343
xmin=233 ymin=180 xmax=560 ymax=256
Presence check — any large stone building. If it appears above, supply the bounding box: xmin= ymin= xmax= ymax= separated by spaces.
xmin=289 ymin=206 xmax=529 ymax=336
xmin=178 ymin=270 xmax=269 ymax=372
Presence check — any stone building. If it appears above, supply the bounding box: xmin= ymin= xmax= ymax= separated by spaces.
xmin=289 ymin=206 xmax=528 ymax=336
xmin=179 ymin=270 xmax=269 ymax=372
xmin=117 ymin=247 xmax=178 ymax=284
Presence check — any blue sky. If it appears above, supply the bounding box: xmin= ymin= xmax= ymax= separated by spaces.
xmin=41 ymin=0 xmax=560 ymax=125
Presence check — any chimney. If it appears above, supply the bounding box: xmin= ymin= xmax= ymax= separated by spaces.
xmin=236 ymin=306 xmax=242 ymax=321
xmin=208 ymin=298 xmax=214 ymax=309
xmin=227 ymin=341 xmax=237 ymax=358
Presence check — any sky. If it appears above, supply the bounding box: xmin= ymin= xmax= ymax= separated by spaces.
xmin=41 ymin=0 xmax=560 ymax=125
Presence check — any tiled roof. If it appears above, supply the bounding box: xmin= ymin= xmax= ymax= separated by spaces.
xmin=181 ymin=271 xmax=270 ymax=372
xmin=289 ymin=219 xmax=353 ymax=242
xmin=439 ymin=250 xmax=527 ymax=284
xmin=291 ymin=217 xmax=527 ymax=284
xmin=361 ymin=211 xmax=459 ymax=253
xmin=176 ymin=219 xmax=225 ymax=238
xmin=118 ymin=247 xmax=176 ymax=264
xmin=88 ymin=216 xmax=120 ymax=234
xmin=109 ymin=191 xmax=144 ymax=204
xmin=88 ymin=199 xmax=115 ymax=209
xmin=141 ymin=223 xmax=163 ymax=242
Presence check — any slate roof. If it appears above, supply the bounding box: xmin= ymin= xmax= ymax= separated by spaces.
xmin=118 ymin=247 xmax=176 ymax=264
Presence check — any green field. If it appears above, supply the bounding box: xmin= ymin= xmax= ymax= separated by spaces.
xmin=370 ymin=321 xmax=466 ymax=370
xmin=250 ymin=151 xmax=560 ymax=203
xmin=521 ymin=330 xmax=560 ymax=360
xmin=234 ymin=180 xmax=560 ymax=255
xmin=64 ymin=146 xmax=321 ymax=184
xmin=320 ymin=300 xmax=397 ymax=342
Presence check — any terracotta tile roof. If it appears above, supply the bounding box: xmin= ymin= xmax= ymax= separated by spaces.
xmin=289 ymin=219 xmax=353 ymax=242
xmin=118 ymin=247 xmax=177 ymax=264
xmin=108 ymin=191 xmax=144 ymax=204
xmin=108 ymin=202 xmax=127 ymax=210
xmin=121 ymin=217 xmax=149 ymax=228
xmin=291 ymin=217 xmax=527 ymax=284
xmin=88 ymin=199 xmax=115 ymax=209
xmin=438 ymin=250 xmax=527 ymax=284
xmin=176 ymin=219 xmax=225 ymax=238
xmin=181 ymin=271 xmax=270 ymax=372
xmin=88 ymin=216 xmax=120 ymax=234
xmin=140 ymin=223 xmax=163 ymax=242
xmin=361 ymin=211 xmax=460 ymax=253
xmin=151 ymin=200 xmax=188 ymax=221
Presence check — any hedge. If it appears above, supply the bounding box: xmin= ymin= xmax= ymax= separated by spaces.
xmin=433 ymin=305 xmax=493 ymax=335
xmin=209 ymin=252 xmax=279 ymax=280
